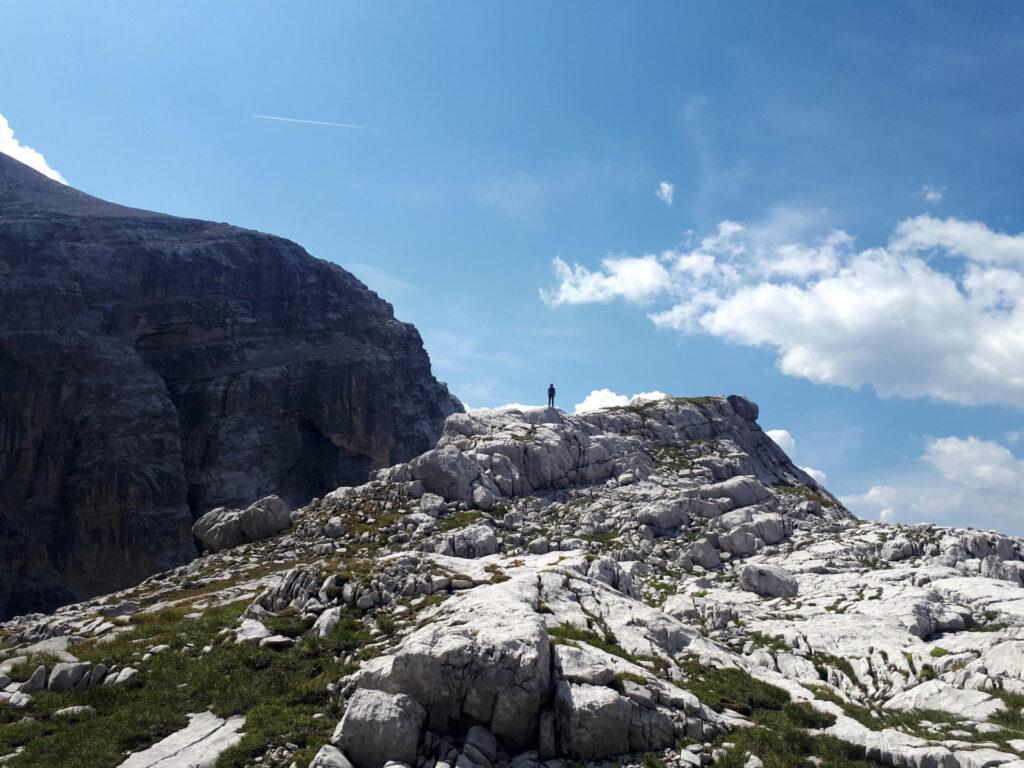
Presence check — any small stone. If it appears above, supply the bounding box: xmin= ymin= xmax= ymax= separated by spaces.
xmin=54 ymin=705 xmax=95 ymax=717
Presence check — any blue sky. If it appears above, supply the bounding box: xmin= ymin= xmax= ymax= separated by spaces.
xmin=3 ymin=2 xmax=1024 ymax=532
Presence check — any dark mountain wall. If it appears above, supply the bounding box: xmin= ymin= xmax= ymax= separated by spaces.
xmin=0 ymin=154 xmax=461 ymax=618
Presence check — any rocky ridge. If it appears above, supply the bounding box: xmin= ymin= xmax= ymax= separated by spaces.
xmin=0 ymin=153 xmax=460 ymax=619
xmin=3 ymin=395 xmax=1024 ymax=768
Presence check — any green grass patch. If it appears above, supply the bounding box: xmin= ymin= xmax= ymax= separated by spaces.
xmin=547 ymin=626 xmax=639 ymax=664
xmin=711 ymin=707 xmax=879 ymax=768
xmin=654 ymin=446 xmax=693 ymax=472
xmin=3 ymin=652 xmax=64 ymax=683
xmin=437 ymin=511 xmax=482 ymax=532
xmin=676 ymin=660 xmax=788 ymax=716
xmin=579 ymin=530 xmax=621 ymax=545
xmin=0 ymin=601 xmax=372 ymax=768
xmin=809 ymin=652 xmax=861 ymax=688
xmin=749 ymin=631 xmax=789 ymax=653
xmin=771 ymin=483 xmax=835 ymax=508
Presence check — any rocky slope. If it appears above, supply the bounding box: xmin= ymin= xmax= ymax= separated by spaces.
xmin=3 ymin=395 xmax=1024 ymax=768
xmin=0 ymin=154 xmax=460 ymax=619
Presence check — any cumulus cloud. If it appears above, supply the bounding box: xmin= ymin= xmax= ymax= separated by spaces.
xmin=540 ymin=255 xmax=670 ymax=306
xmin=920 ymin=184 xmax=945 ymax=204
xmin=656 ymin=181 xmax=674 ymax=206
xmin=541 ymin=211 xmax=1024 ymax=408
xmin=573 ymin=389 xmax=669 ymax=414
xmin=0 ymin=112 xmax=65 ymax=183
xmin=843 ymin=435 xmax=1024 ymax=534
xmin=469 ymin=402 xmax=544 ymax=413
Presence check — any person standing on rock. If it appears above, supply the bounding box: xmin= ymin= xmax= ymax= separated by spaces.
xmin=547 ymin=383 xmax=556 ymax=408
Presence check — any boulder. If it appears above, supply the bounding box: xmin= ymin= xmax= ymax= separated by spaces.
xmin=235 ymin=619 xmax=272 ymax=645
xmin=312 ymin=607 xmax=342 ymax=638
xmin=334 ymin=689 xmax=425 ymax=768
xmin=719 ymin=525 xmax=758 ymax=557
xmin=555 ymin=681 xmax=631 ymax=759
xmin=703 ymin=476 xmax=771 ymax=510
xmin=309 ymin=744 xmax=354 ymax=768
xmin=192 ymin=495 xmax=292 ymax=553
xmin=47 ymin=662 xmax=91 ymax=692
xmin=324 ymin=517 xmax=346 ymax=539
xmin=420 ymin=493 xmax=446 ymax=516
xmin=450 ymin=525 xmax=499 ymax=558
xmin=357 ymin=575 xmax=551 ymax=751
xmin=637 ymin=500 xmax=690 ymax=530
xmin=739 ymin=564 xmax=798 ymax=598
xmin=19 ymin=665 xmax=46 ymax=694
xmin=410 ymin=447 xmax=481 ymax=503
xmin=687 ymin=538 xmax=722 ymax=570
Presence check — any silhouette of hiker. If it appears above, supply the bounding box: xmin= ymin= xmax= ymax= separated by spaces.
xmin=547 ymin=383 xmax=556 ymax=408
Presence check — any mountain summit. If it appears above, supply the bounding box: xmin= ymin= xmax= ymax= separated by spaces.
xmin=0 ymin=153 xmax=460 ymax=619
xmin=4 ymin=396 xmax=1024 ymax=768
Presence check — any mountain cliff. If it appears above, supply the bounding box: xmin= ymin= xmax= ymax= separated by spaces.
xmin=0 ymin=154 xmax=461 ymax=619
xmin=5 ymin=396 xmax=1024 ymax=768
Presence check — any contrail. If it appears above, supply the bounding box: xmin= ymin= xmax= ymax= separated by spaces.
xmin=252 ymin=114 xmax=376 ymax=130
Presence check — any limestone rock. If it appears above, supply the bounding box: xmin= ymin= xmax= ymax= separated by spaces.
xmin=335 ymin=689 xmax=425 ymax=768
xmin=555 ymin=681 xmax=631 ymax=759
xmin=883 ymin=680 xmax=1005 ymax=721
xmin=739 ymin=564 xmax=798 ymax=598
xmin=47 ymin=662 xmax=91 ymax=692
xmin=192 ymin=495 xmax=292 ymax=553
xmin=309 ymin=744 xmax=354 ymax=768
xmin=117 ymin=711 xmax=245 ymax=768
xmin=357 ymin=574 xmax=551 ymax=750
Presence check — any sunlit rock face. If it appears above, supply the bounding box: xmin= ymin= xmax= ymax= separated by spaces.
xmin=0 ymin=153 xmax=460 ymax=618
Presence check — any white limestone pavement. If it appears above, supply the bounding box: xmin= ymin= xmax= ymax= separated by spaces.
xmin=117 ymin=711 xmax=245 ymax=768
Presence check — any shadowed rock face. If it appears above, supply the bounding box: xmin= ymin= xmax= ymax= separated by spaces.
xmin=0 ymin=154 xmax=461 ymax=619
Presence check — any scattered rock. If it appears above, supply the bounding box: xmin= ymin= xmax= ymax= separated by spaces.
xmin=739 ymin=564 xmax=798 ymax=598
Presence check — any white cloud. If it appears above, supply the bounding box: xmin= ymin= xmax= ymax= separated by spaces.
xmin=923 ymin=435 xmax=1023 ymax=490
xmin=574 ymin=389 xmax=630 ymax=412
xmin=0 ymin=112 xmax=65 ymax=183
xmin=469 ymin=402 xmax=544 ymax=413
xmin=802 ymin=466 xmax=829 ymax=486
xmin=541 ymin=255 xmax=671 ymax=306
xmin=842 ymin=435 xmax=1024 ymax=535
xmin=573 ymin=388 xmax=670 ymax=414
xmin=920 ymin=184 xmax=945 ymax=204
xmin=656 ymin=181 xmax=674 ymax=206
xmin=766 ymin=429 xmax=796 ymax=455
xmin=542 ymin=211 xmax=1024 ymax=408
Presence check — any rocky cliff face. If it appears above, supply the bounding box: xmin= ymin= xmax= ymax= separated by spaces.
xmin=0 ymin=153 xmax=460 ymax=619
xmin=6 ymin=396 xmax=1024 ymax=768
